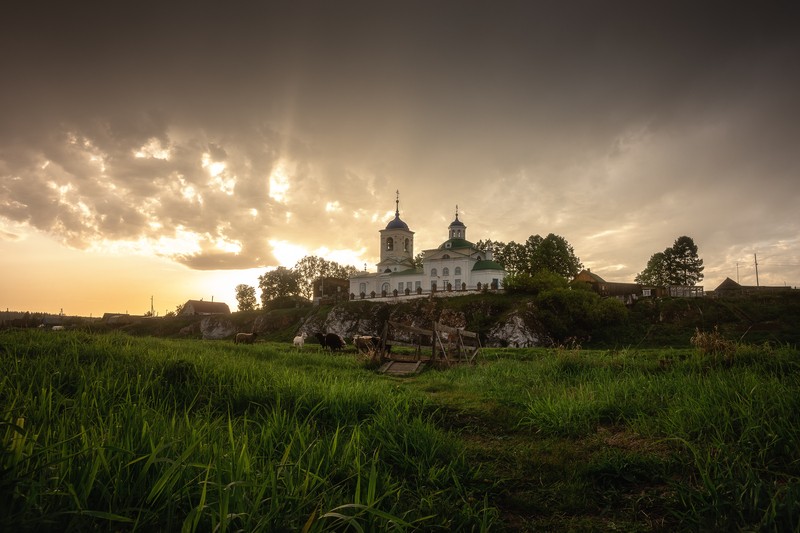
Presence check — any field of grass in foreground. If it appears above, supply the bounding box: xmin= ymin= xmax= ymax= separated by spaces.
xmin=2 ymin=330 xmax=799 ymax=531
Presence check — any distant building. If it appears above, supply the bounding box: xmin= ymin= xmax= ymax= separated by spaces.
xmin=574 ymin=269 xmax=644 ymax=305
xmin=348 ymin=194 xmax=506 ymax=299
xmin=313 ymin=277 xmax=350 ymax=304
xmin=179 ymin=300 xmax=231 ymax=316
xmin=710 ymin=277 xmax=792 ymax=297
xmin=574 ymin=269 xmax=703 ymax=303
xmin=101 ymin=313 xmax=140 ymax=325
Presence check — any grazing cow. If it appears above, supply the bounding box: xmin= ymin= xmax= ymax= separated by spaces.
xmin=234 ymin=332 xmax=257 ymax=344
xmin=354 ymin=335 xmax=391 ymax=356
xmin=315 ymin=332 xmax=346 ymax=352
xmin=293 ymin=334 xmax=305 ymax=349
xmin=353 ymin=335 xmax=381 ymax=354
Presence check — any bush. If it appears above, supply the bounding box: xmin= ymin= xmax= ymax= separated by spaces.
xmin=503 ymin=270 xmax=568 ymax=295
xmin=534 ymin=287 xmax=628 ymax=344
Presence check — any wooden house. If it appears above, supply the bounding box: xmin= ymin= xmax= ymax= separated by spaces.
xmin=179 ymin=300 xmax=231 ymax=316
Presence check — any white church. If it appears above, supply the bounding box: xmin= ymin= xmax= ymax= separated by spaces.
xmin=349 ymin=194 xmax=506 ymax=299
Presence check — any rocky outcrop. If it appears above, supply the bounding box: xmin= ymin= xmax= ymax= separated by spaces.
xmin=300 ymin=299 xmax=544 ymax=348
xmin=485 ymin=310 xmax=542 ymax=348
xmin=200 ymin=316 xmax=236 ymax=340
xmin=299 ymin=302 xmax=391 ymax=339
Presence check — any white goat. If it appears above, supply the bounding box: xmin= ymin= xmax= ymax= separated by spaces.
xmin=293 ymin=334 xmax=305 ymax=349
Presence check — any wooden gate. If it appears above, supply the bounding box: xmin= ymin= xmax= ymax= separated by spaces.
xmin=377 ymin=321 xmax=481 ymax=374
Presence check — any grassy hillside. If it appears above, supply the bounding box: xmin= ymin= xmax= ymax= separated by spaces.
xmin=2 ymin=329 xmax=799 ymax=531
xmin=128 ymin=291 xmax=800 ymax=350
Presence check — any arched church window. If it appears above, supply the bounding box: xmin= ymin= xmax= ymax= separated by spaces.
xmin=442 ymin=254 xmax=450 ymax=259
xmin=455 ymin=267 xmax=461 ymax=275
xmin=386 ymin=237 xmax=394 ymax=251
xmin=443 ymin=267 xmax=449 ymax=276
xmin=404 ymin=238 xmax=409 ymax=252
xmin=431 ymin=268 xmax=437 ymax=277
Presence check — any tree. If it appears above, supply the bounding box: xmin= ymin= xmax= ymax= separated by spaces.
xmin=635 ymin=251 xmax=669 ymax=286
xmin=487 ymin=234 xmax=582 ymax=279
xmin=635 ymin=236 xmax=704 ymax=287
xmin=497 ymin=240 xmax=527 ymax=275
xmin=527 ymin=234 xmax=583 ymax=279
xmin=292 ymin=255 xmax=358 ymax=300
xmin=235 ymin=284 xmax=258 ymax=311
xmin=666 ymin=236 xmax=704 ymax=286
xmin=503 ymin=270 xmax=569 ymax=295
xmin=412 ymin=252 xmax=425 ymax=270
xmin=258 ymin=267 xmax=302 ymax=306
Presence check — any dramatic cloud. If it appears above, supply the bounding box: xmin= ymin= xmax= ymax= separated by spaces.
xmin=1 ymin=0 xmax=799 ymax=314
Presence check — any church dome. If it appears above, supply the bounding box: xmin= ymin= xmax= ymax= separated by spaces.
xmin=385 ymin=214 xmax=409 ymax=231
xmin=449 ymin=216 xmax=465 ymax=228
xmin=385 ymin=191 xmax=410 ymax=230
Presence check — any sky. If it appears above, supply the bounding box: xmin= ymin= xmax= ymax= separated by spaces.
xmin=1 ymin=1 xmax=799 ymax=317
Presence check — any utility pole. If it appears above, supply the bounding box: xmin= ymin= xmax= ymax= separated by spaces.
xmin=754 ymin=253 xmax=760 ymax=287
xmin=150 ymin=296 xmax=154 ymax=316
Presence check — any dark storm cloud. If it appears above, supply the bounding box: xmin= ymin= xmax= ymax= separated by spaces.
xmin=1 ymin=1 xmax=799 ymax=284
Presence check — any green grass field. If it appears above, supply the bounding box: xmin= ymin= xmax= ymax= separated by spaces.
xmin=2 ymin=329 xmax=799 ymax=531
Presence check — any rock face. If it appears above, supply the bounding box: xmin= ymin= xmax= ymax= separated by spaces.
xmin=200 ymin=316 xmax=237 ymax=340
xmin=300 ymin=299 xmax=544 ymax=348
xmin=486 ymin=310 xmax=541 ymax=348
xmin=299 ymin=302 xmax=391 ymax=340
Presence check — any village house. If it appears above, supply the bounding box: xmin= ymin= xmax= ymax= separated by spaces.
xmin=349 ymin=195 xmax=506 ymax=299
xmin=179 ymin=300 xmax=231 ymax=316
xmin=574 ymin=269 xmax=703 ymax=303
xmin=710 ymin=277 xmax=793 ymax=297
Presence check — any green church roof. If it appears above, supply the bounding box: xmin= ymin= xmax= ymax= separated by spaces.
xmin=472 ymin=260 xmax=505 ymax=271
xmin=439 ymin=238 xmax=475 ymax=250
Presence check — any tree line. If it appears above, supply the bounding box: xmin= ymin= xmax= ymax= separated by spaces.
xmin=233 ymin=234 xmax=704 ymax=311
xmin=235 ymin=256 xmax=358 ymax=311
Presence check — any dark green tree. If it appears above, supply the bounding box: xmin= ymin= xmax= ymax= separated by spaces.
xmin=503 ymin=269 xmax=569 ymax=295
xmin=235 ymin=284 xmax=258 ymax=311
xmin=635 ymin=251 xmax=669 ymax=286
xmin=635 ymin=236 xmax=704 ymax=287
xmin=412 ymin=252 xmax=425 ymax=270
xmin=497 ymin=241 xmax=527 ymax=274
xmin=490 ymin=234 xmax=581 ymax=278
xmin=257 ymin=267 xmax=302 ymax=306
xmin=666 ymin=236 xmax=704 ymax=286
xmin=527 ymin=234 xmax=583 ymax=279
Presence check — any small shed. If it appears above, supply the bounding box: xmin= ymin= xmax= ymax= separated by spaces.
xmin=179 ymin=300 xmax=231 ymax=316
xmin=573 ymin=269 xmax=643 ymax=304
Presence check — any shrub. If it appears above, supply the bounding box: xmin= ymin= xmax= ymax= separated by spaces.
xmin=691 ymin=326 xmax=735 ymax=364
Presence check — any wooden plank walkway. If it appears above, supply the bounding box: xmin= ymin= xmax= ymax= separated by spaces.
xmin=378 ymin=360 xmax=426 ymax=376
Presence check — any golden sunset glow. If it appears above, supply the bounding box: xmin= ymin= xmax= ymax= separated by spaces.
xmin=269 ymin=239 xmax=308 ymax=267
xmin=268 ymin=164 xmax=291 ymax=203
xmin=0 ymin=3 xmax=797 ymax=316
